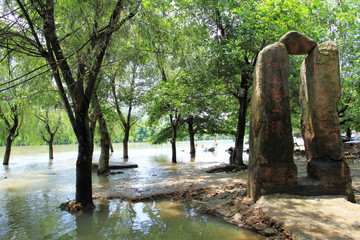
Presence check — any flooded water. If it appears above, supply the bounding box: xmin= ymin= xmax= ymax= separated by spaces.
xmin=0 ymin=140 xmax=262 ymax=240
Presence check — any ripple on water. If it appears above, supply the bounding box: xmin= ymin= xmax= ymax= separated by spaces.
xmin=0 ymin=141 xmax=263 ymax=240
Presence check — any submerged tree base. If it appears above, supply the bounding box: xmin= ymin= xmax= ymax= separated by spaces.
xmin=60 ymin=200 xmax=95 ymax=214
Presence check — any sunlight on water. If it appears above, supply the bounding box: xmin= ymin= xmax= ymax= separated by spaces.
xmin=69 ymin=199 xmax=262 ymax=240
xmin=0 ymin=141 xmax=260 ymax=240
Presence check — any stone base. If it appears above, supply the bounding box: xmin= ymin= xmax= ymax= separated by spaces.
xmin=256 ymin=165 xmax=298 ymax=184
xmin=306 ymin=159 xmax=351 ymax=186
xmin=248 ymin=163 xmax=297 ymax=201
xmin=250 ymin=176 xmax=355 ymax=203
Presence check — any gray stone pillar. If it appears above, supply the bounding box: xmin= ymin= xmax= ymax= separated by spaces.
xmin=248 ymin=42 xmax=297 ymax=201
xmin=300 ymin=41 xmax=353 ymax=200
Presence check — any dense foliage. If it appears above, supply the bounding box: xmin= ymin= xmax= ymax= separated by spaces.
xmin=0 ymin=0 xmax=359 ymax=146
xmin=0 ymin=0 xmax=359 ymax=209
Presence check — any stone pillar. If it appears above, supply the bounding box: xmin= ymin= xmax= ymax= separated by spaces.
xmin=248 ymin=42 xmax=297 ymax=201
xmin=300 ymin=41 xmax=353 ymax=200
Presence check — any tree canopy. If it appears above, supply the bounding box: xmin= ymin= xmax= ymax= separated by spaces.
xmin=1 ymin=0 xmax=359 ymax=210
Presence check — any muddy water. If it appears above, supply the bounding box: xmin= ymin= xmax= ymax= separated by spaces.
xmin=0 ymin=141 xmax=262 ymax=239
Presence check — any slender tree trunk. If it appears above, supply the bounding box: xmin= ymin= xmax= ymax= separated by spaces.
xmin=232 ymin=102 xmax=246 ymax=165
xmin=187 ymin=117 xmax=196 ymax=158
xmin=49 ymin=140 xmax=54 ymax=160
xmin=170 ymin=115 xmax=178 ymax=163
xmin=232 ymin=72 xmax=250 ymax=167
xmin=171 ymin=138 xmax=177 ymax=163
xmin=89 ymin=114 xmax=97 ymax=155
xmin=3 ymin=136 xmax=12 ymax=165
xmin=123 ymin=126 xmax=130 ymax=159
xmin=97 ymin=113 xmax=110 ymax=174
xmin=2 ymin=115 xmax=19 ymax=165
xmin=110 ymin=141 xmax=114 ymax=153
xmin=91 ymin=92 xmax=111 ymax=175
xmin=75 ymin=111 xmax=95 ymax=209
xmin=346 ymin=127 xmax=351 ymax=138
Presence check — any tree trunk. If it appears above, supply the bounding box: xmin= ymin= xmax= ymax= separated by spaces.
xmin=171 ymin=139 xmax=177 ymax=163
xmin=170 ymin=116 xmax=178 ymax=163
xmin=75 ymin=111 xmax=95 ymax=209
xmin=3 ymin=136 xmax=12 ymax=165
xmin=2 ymin=114 xmax=19 ymax=166
xmin=110 ymin=141 xmax=114 ymax=153
xmin=232 ymin=72 xmax=250 ymax=167
xmin=346 ymin=127 xmax=351 ymax=138
xmin=123 ymin=126 xmax=130 ymax=159
xmin=49 ymin=140 xmax=54 ymax=160
xmin=187 ymin=118 xmax=196 ymax=158
xmin=97 ymin=112 xmax=110 ymax=175
xmin=232 ymin=101 xmax=247 ymax=165
xmin=89 ymin=114 xmax=97 ymax=153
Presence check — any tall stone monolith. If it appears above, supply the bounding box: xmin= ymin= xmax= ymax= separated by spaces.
xmin=300 ymin=41 xmax=353 ymax=200
xmin=248 ymin=42 xmax=297 ymax=201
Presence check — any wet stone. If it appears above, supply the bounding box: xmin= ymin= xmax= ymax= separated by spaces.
xmin=92 ymin=162 xmax=138 ymax=170
xmin=248 ymin=42 xmax=297 ymax=201
xmin=279 ymin=31 xmax=317 ymax=55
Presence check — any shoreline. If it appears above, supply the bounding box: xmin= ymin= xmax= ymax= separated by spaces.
xmin=93 ymin=156 xmax=360 ymax=239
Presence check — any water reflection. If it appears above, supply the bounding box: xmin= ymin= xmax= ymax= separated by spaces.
xmin=0 ymin=141 xmax=260 ymax=240
xmin=76 ymin=212 xmax=94 ymax=240
xmin=71 ymin=200 xmax=262 ymax=240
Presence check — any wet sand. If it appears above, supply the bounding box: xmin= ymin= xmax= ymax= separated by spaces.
xmin=93 ymin=154 xmax=360 ymax=239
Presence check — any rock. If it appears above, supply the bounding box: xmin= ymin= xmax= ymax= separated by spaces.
xmin=279 ymin=31 xmax=317 ymax=55
xmin=264 ymin=227 xmax=276 ymax=235
xmin=300 ymin=41 xmax=353 ymax=199
xmin=248 ymin=42 xmax=297 ymax=201
xmin=92 ymin=162 xmax=138 ymax=171
xmin=232 ymin=213 xmax=242 ymax=221
xmin=205 ymin=164 xmax=247 ymax=173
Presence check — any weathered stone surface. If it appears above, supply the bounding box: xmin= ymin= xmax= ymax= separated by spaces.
xmin=248 ymin=42 xmax=297 ymax=201
xmin=300 ymin=41 xmax=353 ymax=199
xmin=300 ymin=41 xmax=344 ymax=162
xmin=279 ymin=31 xmax=317 ymax=55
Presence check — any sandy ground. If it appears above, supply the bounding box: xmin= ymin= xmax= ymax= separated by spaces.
xmin=253 ymin=154 xmax=360 ymax=240
xmin=93 ymin=153 xmax=360 ymax=239
xmin=255 ymin=194 xmax=360 ymax=239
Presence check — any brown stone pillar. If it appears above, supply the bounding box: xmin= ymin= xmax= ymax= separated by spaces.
xmin=248 ymin=42 xmax=297 ymax=201
xmin=300 ymin=41 xmax=353 ymax=200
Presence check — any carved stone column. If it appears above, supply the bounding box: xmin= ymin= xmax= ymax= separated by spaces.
xmin=248 ymin=42 xmax=297 ymax=201
xmin=300 ymin=41 xmax=353 ymax=200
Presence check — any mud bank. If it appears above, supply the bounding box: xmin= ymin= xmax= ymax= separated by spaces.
xmin=93 ymin=157 xmax=360 ymax=240
xmin=95 ymin=183 xmax=294 ymax=239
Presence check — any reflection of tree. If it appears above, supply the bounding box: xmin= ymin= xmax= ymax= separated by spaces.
xmin=75 ymin=212 xmax=94 ymax=239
